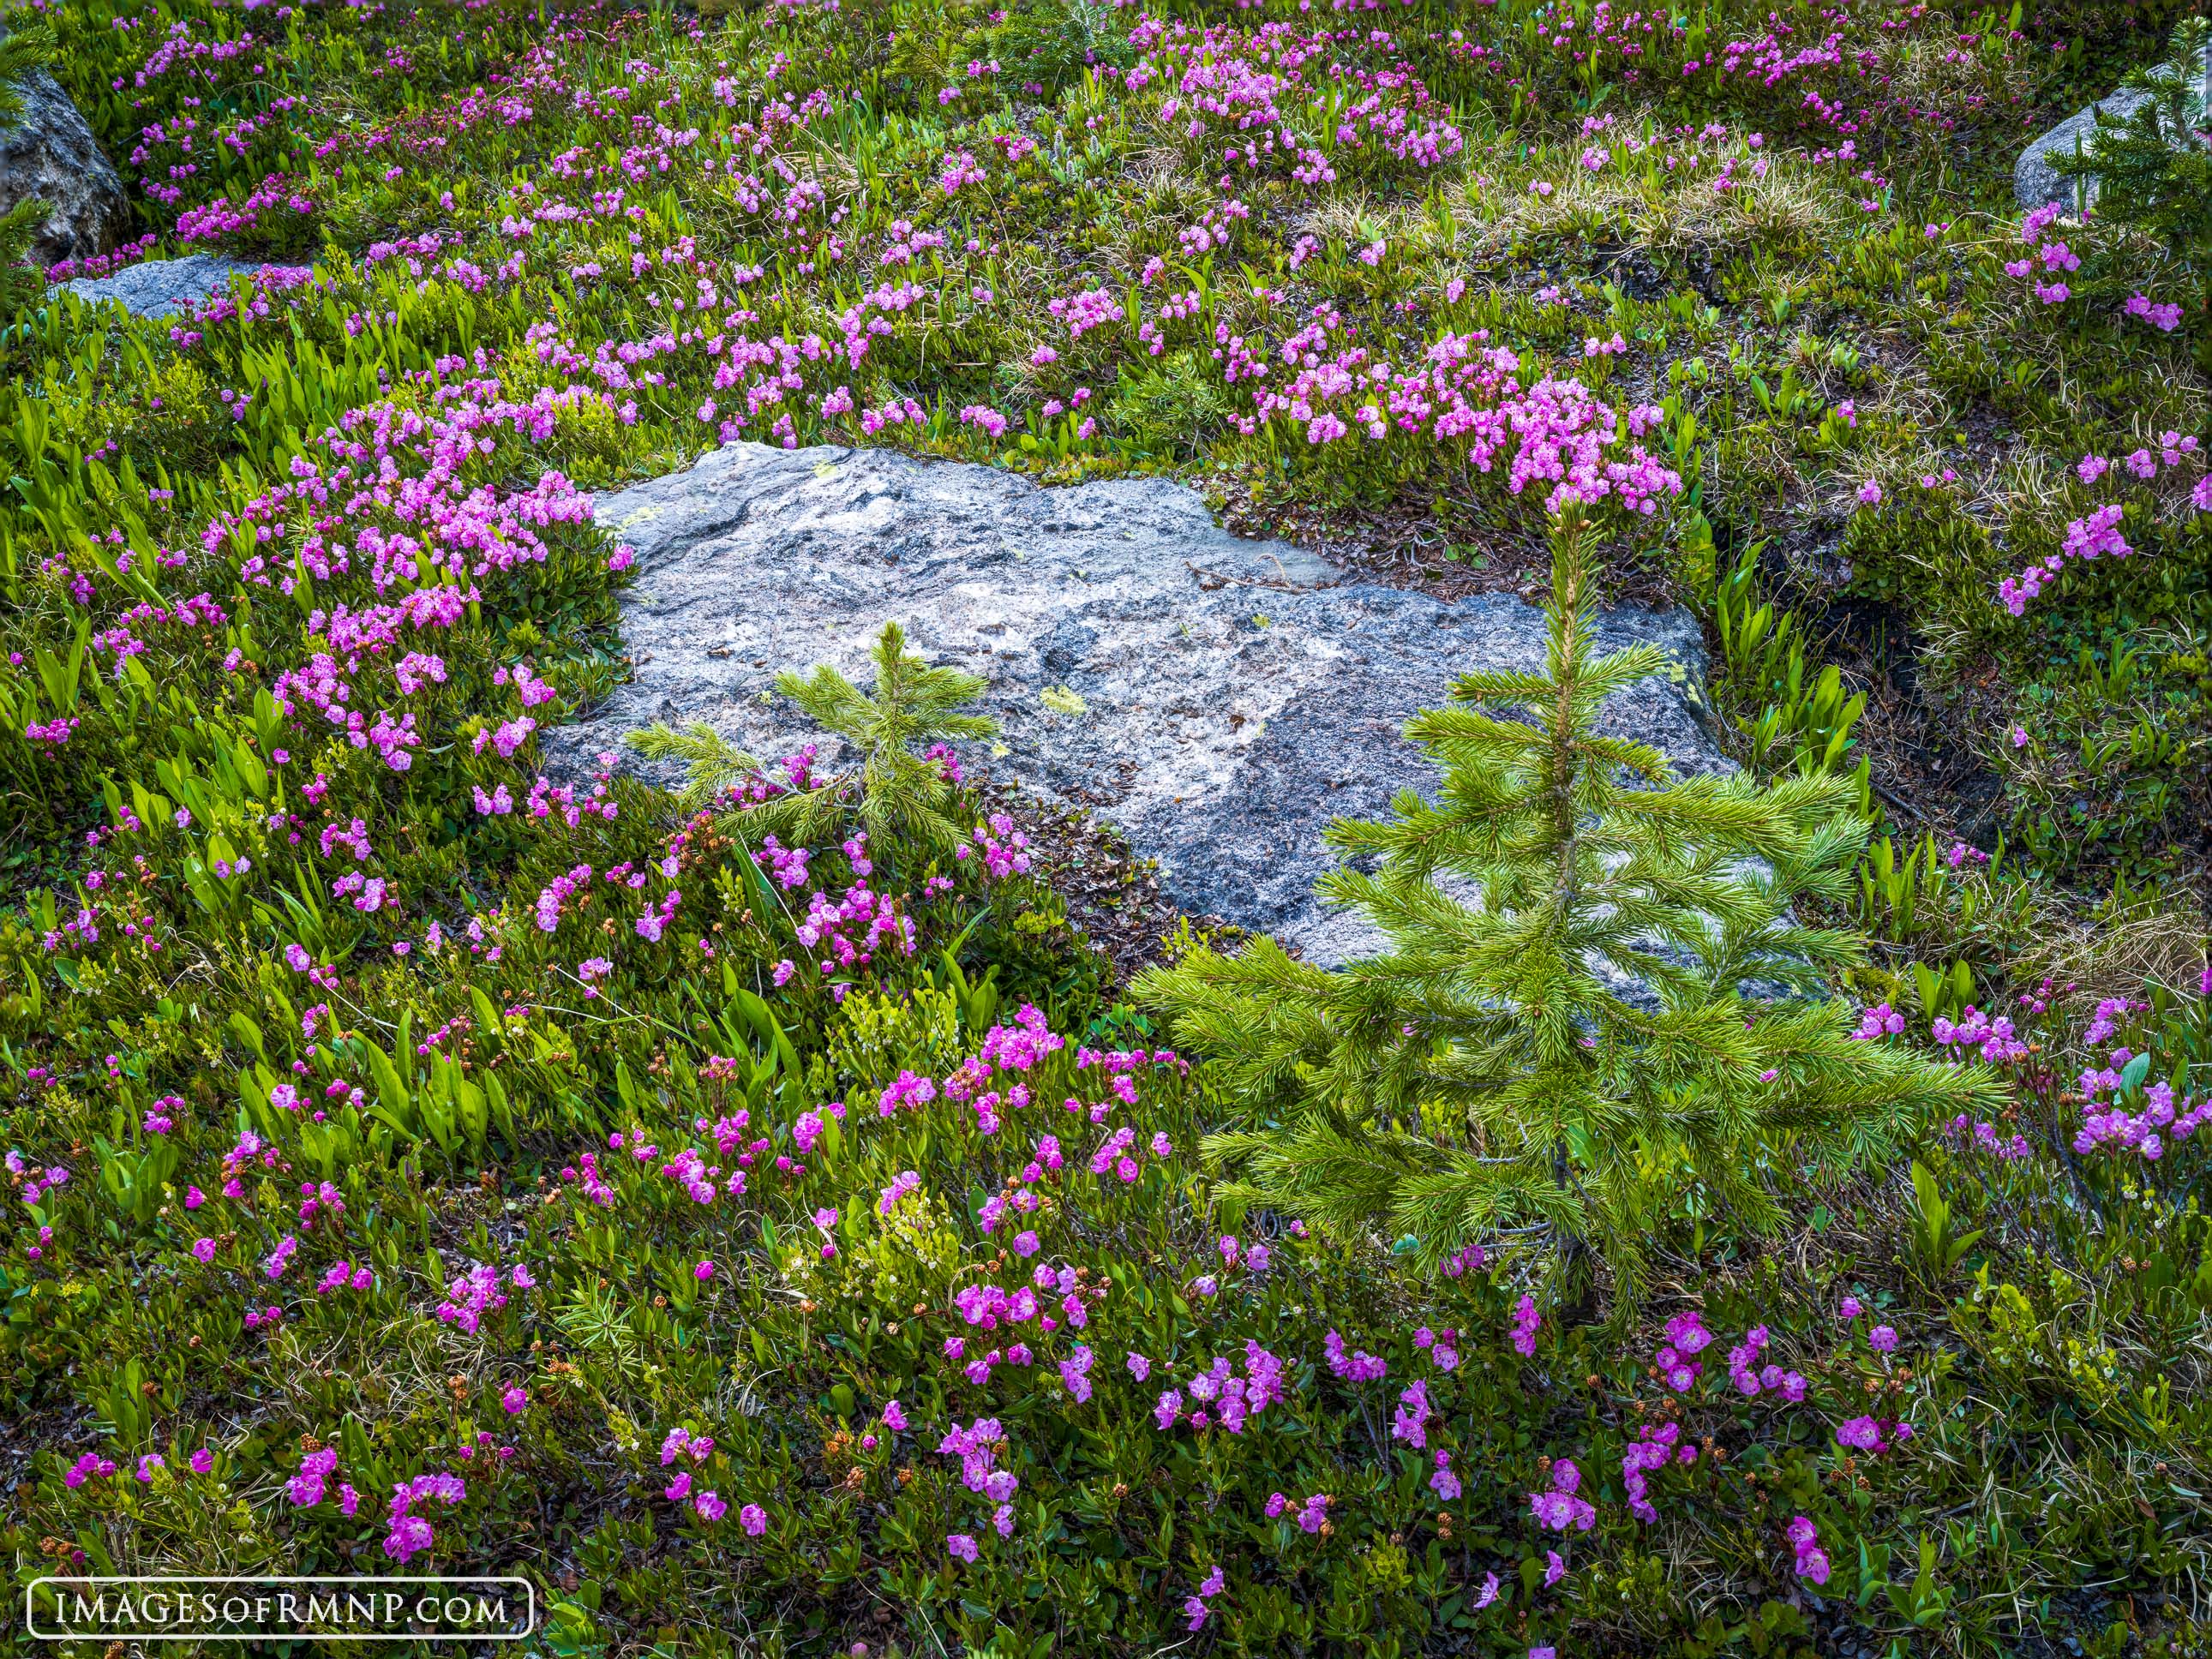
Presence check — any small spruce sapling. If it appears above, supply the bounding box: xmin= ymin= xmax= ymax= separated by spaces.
xmin=630 ymin=620 xmax=998 ymax=864
xmin=1137 ymin=516 xmax=2001 ymax=1303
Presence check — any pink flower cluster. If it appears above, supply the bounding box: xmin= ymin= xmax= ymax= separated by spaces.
xmin=1943 ymin=1114 xmax=2033 ymax=1161
xmin=662 ymin=1427 xmax=716 ymax=1466
xmin=1182 ymin=1565 xmax=1226 ymax=1632
xmin=1999 ymin=435 xmax=2203 ymax=615
xmin=286 ymin=1447 xmax=358 ymax=1514
xmin=1232 ymin=310 xmax=1683 ymax=526
xmin=1834 ymin=1414 xmax=1911 ymax=1453
xmin=2125 ymin=291 xmax=2185 ymax=332
xmin=436 ymin=1261 xmax=531 ymax=1334
xmin=316 ymin=1260 xmax=375 ymax=1295
xmin=1849 ymin=1002 xmax=1906 ymax=1040
xmin=2004 ymin=206 xmax=2077 ymax=305
xmin=1621 ymin=1421 xmax=1694 ymax=1523
xmin=1529 ymin=1458 xmax=1596 ymax=1532
xmin=384 ymin=1472 xmax=465 ymax=1562
xmin=1654 ymin=1309 xmax=1711 ymax=1392
xmin=1391 ymin=1379 xmax=1432 ymax=1446
xmin=793 ymin=879 xmax=914 ymax=982
xmin=1508 ymin=1293 xmax=1541 ymax=1357
xmin=1429 ymin=1451 xmax=1462 ymax=1501
xmin=1164 ymin=1341 xmax=1285 ymax=1435
xmin=1323 ymin=1328 xmax=1388 ymax=1382
xmin=66 ymin=1453 xmax=118 ymax=1487
xmin=1264 ymin=1489 xmax=1333 ymax=1532
xmin=1786 ymin=1514 xmax=1830 ymax=1583
xmin=1931 ymin=1005 xmax=2029 ymax=1063
xmin=955 ymin=812 xmax=1031 ymax=877
xmin=938 ymin=1416 xmax=1019 ymax=1538
xmin=2075 ymin=1058 xmax=2209 ymax=1163
xmin=1726 ymin=1325 xmax=1807 ymax=1403
xmin=173 ymin=171 xmax=317 ymax=245
xmin=877 ymin=1168 xmax=921 ymax=1215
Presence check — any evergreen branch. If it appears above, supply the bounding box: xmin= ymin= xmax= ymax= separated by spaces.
xmin=626 ymin=722 xmax=764 ymax=810
xmin=0 ymin=23 xmax=56 ymax=132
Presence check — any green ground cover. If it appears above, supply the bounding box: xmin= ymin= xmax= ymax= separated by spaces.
xmin=1 ymin=0 xmax=2209 ymax=1650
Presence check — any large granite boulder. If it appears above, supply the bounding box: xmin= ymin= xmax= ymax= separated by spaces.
xmin=0 ymin=67 xmax=129 ymax=267
xmin=560 ymin=443 xmax=1729 ymax=967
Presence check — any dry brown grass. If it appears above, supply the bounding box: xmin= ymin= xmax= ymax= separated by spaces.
xmin=2017 ymin=889 xmax=2212 ymax=1027
xmin=1462 ymin=153 xmax=1854 ymax=264
xmin=1295 ymin=190 xmax=1417 ymax=252
xmin=1089 ymin=146 xmax=1212 ymax=273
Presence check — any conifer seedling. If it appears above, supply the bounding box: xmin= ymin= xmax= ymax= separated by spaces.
xmin=631 ymin=620 xmax=998 ymax=862
xmin=1137 ymin=517 xmax=2001 ymax=1302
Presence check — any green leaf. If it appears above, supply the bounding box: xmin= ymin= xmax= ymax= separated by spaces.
xmin=228 ymin=1012 xmax=268 ymax=1062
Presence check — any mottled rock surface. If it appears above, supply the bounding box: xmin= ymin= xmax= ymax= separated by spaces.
xmin=61 ymin=254 xmax=260 ymax=318
xmin=0 ymin=67 xmax=129 ymax=266
xmin=561 ymin=442 xmax=1729 ymax=966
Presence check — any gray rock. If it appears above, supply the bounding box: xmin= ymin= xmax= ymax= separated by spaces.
xmin=0 ymin=68 xmax=129 ymax=267
xmin=62 ymin=255 xmax=262 ymax=319
xmin=560 ymin=443 xmax=1729 ymax=967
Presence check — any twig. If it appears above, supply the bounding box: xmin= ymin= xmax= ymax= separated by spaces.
xmin=1872 ymin=780 xmax=1925 ymax=826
